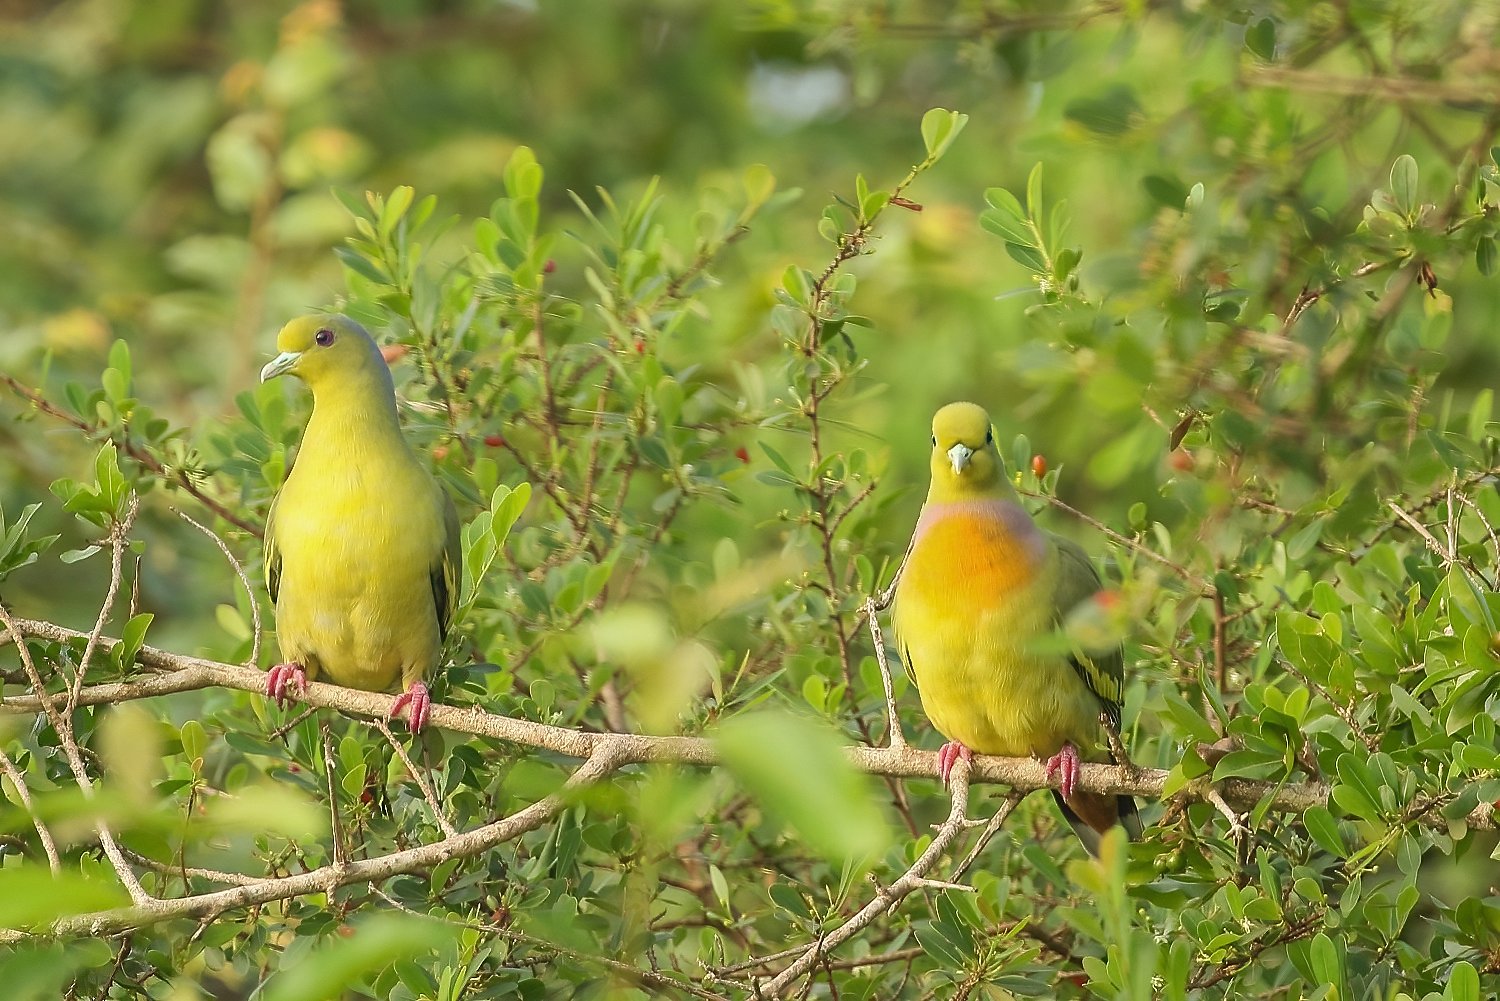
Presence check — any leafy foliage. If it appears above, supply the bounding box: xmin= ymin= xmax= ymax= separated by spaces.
xmin=1 ymin=2 xmax=1499 ymax=999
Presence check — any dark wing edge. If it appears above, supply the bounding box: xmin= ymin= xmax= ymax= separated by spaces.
xmin=430 ymin=489 xmax=463 ymax=643
xmin=1051 ymin=534 xmax=1126 ymax=731
xmin=264 ymin=492 xmax=283 ymax=606
xmin=1052 ymin=535 xmax=1143 ymax=847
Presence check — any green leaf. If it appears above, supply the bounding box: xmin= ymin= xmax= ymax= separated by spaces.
xmin=1303 ymin=805 xmax=1347 ymax=858
xmin=769 ymin=882 xmax=811 ymax=920
xmin=1025 ymin=162 xmax=1045 ymax=219
xmin=180 ymin=719 xmax=207 ymax=765
xmin=1391 ymin=154 xmax=1419 ymax=215
xmin=334 ymin=246 xmax=390 ymax=286
xmin=781 ymin=265 xmax=813 ymax=306
xmin=1063 ymin=85 xmax=1142 ymax=136
xmin=379 ymin=185 xmax=414 ymax=238
xmin=504 ymin=145 xmax=543 ymax=201
xmin=1308 ymin=932 xmax=1343 ymax=992
xmin=1467 ymin=388 xmax=1492 ymax=441
xmin=0 ymin=866 xmax=129 ymax=930
xmin=260 ymin=913 xmax=456 ymax=1001
xmin=1005 ymin=241 xmax=1047 ymax=274
xmin=0 ymin=941 xmax=113 ymax=1000
xmin=106 ymin=340 xmax=131 ymax=395
xmin=716 ymin=710 xmax=892 ymax=865
xmin=1245 ymin=18 xmax=1276 ymax=60
xmin=1143 ymin=174 xmax=1189 ymax=210
xmin=980 ymin=189 xmax=1034 ymax=245
xmin=1477 ymin=236 xmax=1496 ymax=277
xmin=94 ymin=441 xmax=128 ymax=517
xmin=920 ymin=108 xmax=968 ymax=162
xmin=116 ymin=612 xmax=153 ymax=669
xmin=1445 ymin=960 xmax=1479 ymax=1001
xmin=491 ymin=482 xmax=531 ymax=544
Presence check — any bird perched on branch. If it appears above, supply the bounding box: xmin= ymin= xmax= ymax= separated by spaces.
xmin=893 ymin=402 xmax=1140 ymax=853
xmin=259 ymin=314 xmax=461 ymax=734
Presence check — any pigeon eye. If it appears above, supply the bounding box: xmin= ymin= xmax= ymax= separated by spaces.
xmin=314 ymin=328 xmax=336 ymax=347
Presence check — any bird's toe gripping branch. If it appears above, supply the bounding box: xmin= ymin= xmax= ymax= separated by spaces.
xmin=1044 ymin=741 xmax=1081 ymax=800
xmin=937 ymin=741 xmax=973 ymax=788
xmin=389 ymin=681 xmax=431 ymax=734
xmin=265 ymin=663 xmax=308 ymax=707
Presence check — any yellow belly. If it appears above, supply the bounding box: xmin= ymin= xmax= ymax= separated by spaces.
xmin=894 ymin=511 xmax=1101 ymax=758
xmin=272 ymin=458 xmax=443 ymax=692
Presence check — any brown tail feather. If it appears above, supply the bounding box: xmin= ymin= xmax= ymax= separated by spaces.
xmin=1054 ymin=789 xmax=1142 ymax=857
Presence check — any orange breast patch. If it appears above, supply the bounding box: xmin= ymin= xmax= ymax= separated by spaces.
xmin=905 ymin=513 xmax=1042 ymax=605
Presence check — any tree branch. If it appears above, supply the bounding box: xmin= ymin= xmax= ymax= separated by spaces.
xmin=0 ymin=744 xmax=623 ymax=940
xmin=4 ymin=616 xmax=1492 ymax=833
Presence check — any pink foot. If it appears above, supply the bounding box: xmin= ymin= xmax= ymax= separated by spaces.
xmin=936 ymin=741 xmax=973 ymax=787
xmin=1045 ymin=741 xmax=1081 ymax=800
xmin=389 ymin=682 xmax=431 ymax=734
xmin=265 ymin=663 xmax=308 ymax=707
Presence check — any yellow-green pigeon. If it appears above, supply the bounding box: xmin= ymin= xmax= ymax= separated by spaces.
xmin=893 ymin=401 xmax=1140 ymax=852
xmin=259 ymin=314 xmax=461 ymax=734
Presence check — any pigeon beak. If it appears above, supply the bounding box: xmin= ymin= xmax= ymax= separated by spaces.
xmin=948 ymin=443 xmax=973 ymax=475
xmin=260 ymin=351 xmax=302 ymax=382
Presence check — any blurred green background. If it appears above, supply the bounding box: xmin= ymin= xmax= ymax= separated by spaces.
xmin=4 ymin=3 xmax=1500 ymax=996
xmin=9 ymin=0 xmax=1499 ymax=652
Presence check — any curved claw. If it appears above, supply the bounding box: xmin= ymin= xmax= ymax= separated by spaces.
xmin=936 ymin=741 xmax=973 ymax=788
xmin=389 ymin=682 xmax=431 ymax=734
xmin=265 ymin=663 xmax=308 ymax=707
xmin=1045 ymin=741 xmax=1081 ymax=800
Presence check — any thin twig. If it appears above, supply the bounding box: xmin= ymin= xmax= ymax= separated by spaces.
xmin=369 ymin=718 xmax=458 ymax=839
xmin=0 ymin=745 xmax=61 ymax=875
xmin=0 ymin=745 xmax=623 ymax=939
xmin=1032 ymin=491 xmax=1215 ymax=595
xmin=370 ymin=885 xmax=734 ymax=1000
xmin=0 ymin=375 xmax=262 ymax=536
xmin=950 ymin=793 xmax=1024 ymax=881
xmin=759 ymin=756 xmax=977 ymax=997
xmin=1387 ymin=501 xmax=1456 ymax=566
xmin=320 ymin=721 xmax=347 ymax=869
xmin=862 ymin=594 xmax=906 ymax=752
xmin=66 ymin=494 xmax=138 ymax=717
xmin=176 ymin=509 xmax=263 ymax=668
xmin=0 ymin=602 xmax=152 ymax=905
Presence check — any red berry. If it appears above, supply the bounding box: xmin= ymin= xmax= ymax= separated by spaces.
xmin=1094 ymin=589 xmax=1121 ymax=610
xmin=484 ymin=434 xmax=505 ymax=448
xmin=432 ymin=445 xmax=449 ymax=461
xmin=633 ymin=338 xmax=646 ymax=354
xmin=1168 ymin=450 xmax=1193 ymax=472
xmin=380 ymin=343 xmax=408 ymax=364
xmin=1031 ymin=454 xmax=1047 ymax=477
xmin=734 ymin=446 xmax=750 ymax=464
xmin=543 ymin=259 xmax=556 ymax=274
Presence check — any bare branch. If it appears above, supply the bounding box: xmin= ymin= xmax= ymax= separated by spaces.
xmin=758 ymin=757 xmax=993 ymax=996
xmin=2 ymin=614 xmax=1492 ymax=831
xmin=0 ymin=603 xmax=152 ymax=905
xmin=368 ymin=718 xmax=458 ymax=839
xmin=0 ymin=745 xmax=623 ymax=940
xmin=0 ymin=745 xmax=61 ymax=875
xmin=176 ymin=509 xmax=262 ymax=668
